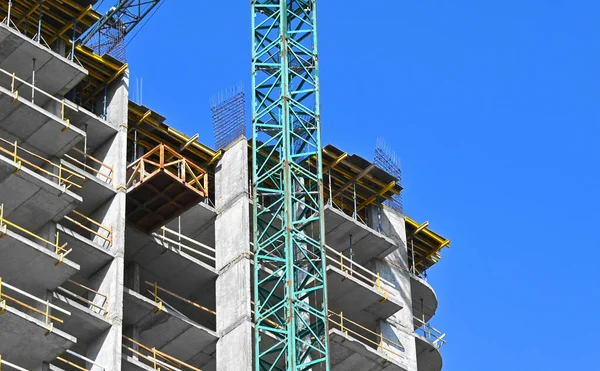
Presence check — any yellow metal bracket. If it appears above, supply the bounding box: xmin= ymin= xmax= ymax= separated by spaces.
xmin=11 ymin=90 xmax=18 ymax=104
xmin=61 ymin=118 xmax=71 ymax=132
xmin=45 ymin=322 xmax=54 ymax=336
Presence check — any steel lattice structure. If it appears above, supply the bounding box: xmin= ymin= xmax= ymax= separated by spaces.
xmin=252 ymin=1 xmax=330 ymax=370
xmin=80 ymin=0 xmax=162 ymax=62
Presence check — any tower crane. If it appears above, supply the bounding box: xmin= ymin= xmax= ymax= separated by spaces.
xmin=252 ymin=1 xmax=330 ymax=370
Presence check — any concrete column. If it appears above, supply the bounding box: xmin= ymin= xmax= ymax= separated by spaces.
xmin=214 ymin=137 xmax=252 ymax=371
xmin=86 ymin=71 xmax=129 ymax=371
xmin=373 ymin=206 xmax=418 ymax=371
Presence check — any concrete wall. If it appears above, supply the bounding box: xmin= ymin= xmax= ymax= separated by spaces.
xmin=371 ymin=206 xmax=418 ymax=371
xmin=86 ymin=71 xmax=129 ymax=370
xmin=214 ymin=137 xmax=253 ymax=371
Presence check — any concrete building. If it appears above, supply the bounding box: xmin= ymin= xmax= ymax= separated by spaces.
xmin=0 ymin=2 xmax=450 ymax=371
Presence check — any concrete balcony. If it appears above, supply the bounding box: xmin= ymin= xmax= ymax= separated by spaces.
xmin=56 ymin=212 xmax=114 ymax=279
xmin=411 ymin=274 xmax=438 ymax=324
xmin=0 ymin=143 xmax=83 ymax=232
xmin=330 ymin=329 xmax=407 ymax=371
xmin=0 ymin=280 xmax=76 ymax=369
xmin=0 ymin=211 xmax=79 ymax=294
xmin=61 ymin=157 xmax=116 ymax=215
xmin=164 ymin=202 xmax=217 ymax=247
xmin=324 ymin=245 xmax=403 ymax=330
xmin=414 ymin=317 xmax=445 ymax=371
xmin=125 ymin=225 xmax=217 ymax=299
xmin=0 ymin=84 xmax=85 ymax=158
xmin=123 ymin=286 xmax=217 ymax=370
xmin=322 ymin=203 xmax=397 ymax=265
xmin=51 ymin=280 xmax=111 ymax=346
xmin=0 ymin=22 xmax=87 ymax=98
xmin=259 ymin=312 xmax=408 ymax=371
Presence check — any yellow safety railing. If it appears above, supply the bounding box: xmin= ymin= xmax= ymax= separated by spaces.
xmin=0 ymin=277 xmax=70 ymax=335
xmin=127 ymin=144 xmax=208 ymax=197
xmin=56 ymin=279 xmax=109 ymax=318
xmin=122 ymin=336 xmax=202 ymax=371
xmin=0 ymin=66 xmax=92 ymax=126
xmin=413 ymin=316 xmax=446 ymax=349
xmin=63 ymin=210 xmax=113 ymax=248
xmin=251 ymin=298 xmax=405 ymax=361
xmin=326 ymin=244 xmax=395 ymax=301
xmin=152 ymin=226 xmax=216 ymax=265
xmin=64 ymin=148 xmax=114 ymax=185
xmin=328 ymin=310 xmax=406 ymax=358
xmin=145 ymin=281 xmax=215 ymax=317
xmin=0 ymin=137 xmax=85 ymax=190
xmin=0 ymin=204 xmax=72 ymax=264
xmin=55 ymin=349 xmax=105 ymax=371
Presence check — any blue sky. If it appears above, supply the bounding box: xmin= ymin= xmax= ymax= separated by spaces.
xmin=120 ymin=1 xmax=600 ymax=370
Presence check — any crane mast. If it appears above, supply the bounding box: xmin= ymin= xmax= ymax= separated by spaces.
xmin=252 ymin=0 xmax=330 ymax=370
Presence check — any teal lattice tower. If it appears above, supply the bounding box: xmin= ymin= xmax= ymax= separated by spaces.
xmin=252 ymin=0 xmax=330 ymax=370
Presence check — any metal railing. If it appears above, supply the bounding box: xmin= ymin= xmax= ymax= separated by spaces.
xmin=144 ymin=281 xmax=215 ymax=317
xmin=328 ymin=310 xmax=405 ymax=359
xmin=0 ymin=277 xmax=71 ymax=333
xmin=0 ymin=66 xmax=83 ymax=120
xmin=126 ymin=144 xmax=208 ymax=197
xmin=0 ymin=137 xmax=85 ymax=190
xmin=152 ymin=226 xmax=216 ymax=266
xmin=325 ymin=244 xmax=396 ymax=300
xmin=0 ymin=356 xmax=29 ymax=371
xmin=64 ymin=148 xmax=114 ymax=185
xmin=414 ymin=316 xmax=446 ymax=349
xmin=0 ymin=204 xmax=72 ymax=263
xmin=55 ymin=349 xmax=105 ymax=371
xmin=63 ymin=209 xmax=113 ymax=248
xmin=55 ymin=279 xmax=109 ymax=318
xmin=122 ymin=336 xmax=202 ymax=371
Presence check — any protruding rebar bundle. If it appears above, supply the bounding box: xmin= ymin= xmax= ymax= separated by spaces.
xmin=210 ymin=83 xmax=246 ymax=149
xmin=375 ymin=137 xmax=403 ymax=212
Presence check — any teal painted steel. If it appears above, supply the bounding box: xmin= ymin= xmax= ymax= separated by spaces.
xmin=252 ymin=1 xmax=330 ymax=370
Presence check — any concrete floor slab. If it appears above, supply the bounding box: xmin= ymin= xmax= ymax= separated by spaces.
xmin=330 ymin=329 xmax=408 ymax=371
xmin=0 ymin=228 xmax=79 ymax=293
xmin=415 ymin=335 xmax=443 ymax=371
xmin=411 ymin=275 xmax=438 ymax=325
xmin=0 ymin=305 xmax=76 ymax=369
xmin=0 ymin=153 xmax=82 ymax=231
xmin=123 ymin=289 xmax=218 ymax=369
xmin=126 ymin=225 xmax=217 ymax=298
xmin=325 ymin=266 xmax=403 ymax=330
xmin=165 ymin=202 xmax=216 ymax=247
xmin=0 ymin=87 xmax=86 ymax=157
xmin=61 ymin=160 xmax=115 ymax=215
xmin=56 ymin=224 xmax=114 ymax=278
xmin=0 ymin=23 xmax=87 ymax=98
xmin=322 ymin=205 xmax=397 ymax=265
xmin=122 ymin=356 xmax=156 ymax=371
xmin=52 ymin=290 xmax=111 ymax=345
xmin=66 ymin=104 xmax=118 ymax=152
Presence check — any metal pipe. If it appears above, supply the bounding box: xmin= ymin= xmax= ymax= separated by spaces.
xmin=7 ymin=0 xmax=12 ymax=25
xmin=377 ymin=197 xmax=383 ymax=233
xmin=37 ymin=0 xmax=42 ymax=43
xmin=71 ymin=19 xmax=77 ymax=61
xmin=31 ymin=58 xmax=36 ymax=103
xmin=349 ymin=234 xmax=353 ymax=274
xmin=353 ymin=181 xmax=357 ymax=220
xmin=411 ymin=237 xmax=416 ymax=274
xmin=103 ymin=84 xmax=108 ymax=118
xmin=83 ymin=124 xmax=88 ymax=166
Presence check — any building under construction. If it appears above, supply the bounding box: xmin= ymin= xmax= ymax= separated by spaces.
xmin=0 ymin=1 xmax=451 ymax=371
